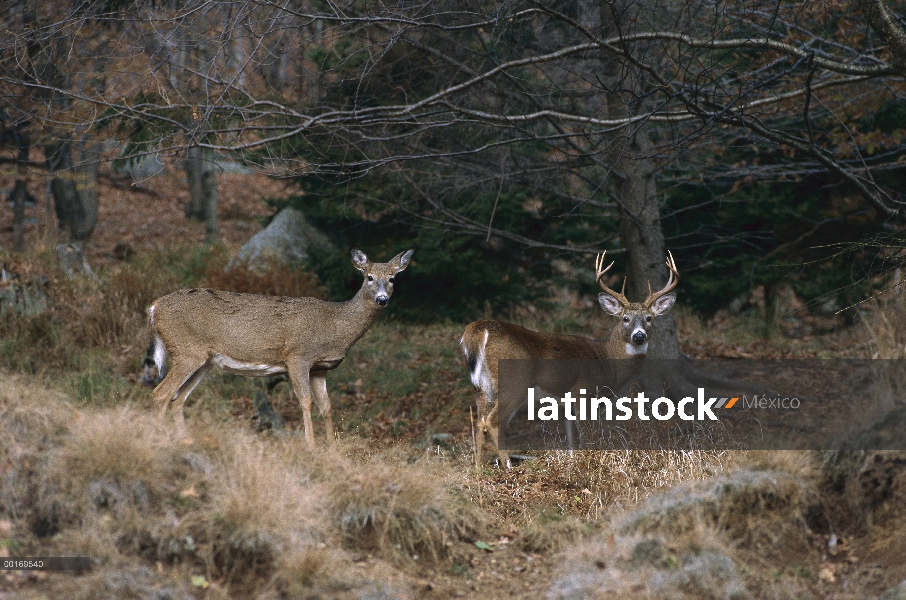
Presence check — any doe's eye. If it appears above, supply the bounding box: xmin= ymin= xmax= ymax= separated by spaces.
xmin=388 ymin=276 xmax=395 ymax=283
xmin=367 ymin=275 xmax=374 ymax=281
xmin=646 ymin=316 xmax=652 ymax=322
xmin=623 ymin=316 xmax=630 ymax=323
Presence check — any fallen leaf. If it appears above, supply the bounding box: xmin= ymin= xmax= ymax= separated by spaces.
xmin=474 ymin=541 xmax=494 ymax=552
xmin=191 ymin=575 xmax=210 ymax=589
xmin=179 ymin=486 xmax=199 ymax=498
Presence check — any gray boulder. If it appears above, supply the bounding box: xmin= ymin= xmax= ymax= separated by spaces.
xmin=548 ymin=536 xmax=751 ymax=600
xmin=56 ymin=242 xmax=98 ymax=279
xmin=880 ymin=580 xmax=906 ymax=600
xmin=235 ymin=208 xmax=334 ymax=269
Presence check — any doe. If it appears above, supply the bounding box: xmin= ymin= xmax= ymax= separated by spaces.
xmin=147 ymin=247 xmax=414 ymax=447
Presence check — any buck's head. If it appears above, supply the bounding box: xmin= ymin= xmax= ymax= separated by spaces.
xmin=595 ymin=252 xmax=679 ymax=356
xmin=351 ymin=247 xmax=414 ymax=307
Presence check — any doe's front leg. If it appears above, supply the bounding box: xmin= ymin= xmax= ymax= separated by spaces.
xmin=310 ymin=370 xmax=335 ymax=445
xmin=287 ymin=360 xmax=316 ymax=449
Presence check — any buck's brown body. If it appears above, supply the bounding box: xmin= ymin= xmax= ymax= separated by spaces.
xmin=149 ymin=248 xmax=413 ymax=447
xmin=462 ymin=252 xmax=678 ymax=467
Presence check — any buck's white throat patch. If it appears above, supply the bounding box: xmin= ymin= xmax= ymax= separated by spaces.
xmin=625 ymin=341 xmax=648 ymax=356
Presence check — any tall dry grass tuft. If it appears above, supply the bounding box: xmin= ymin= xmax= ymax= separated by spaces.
xmin=536 ymin=449 xmax=738 ymax=516
xmin=856 ymin=299 xmax=906 ymax=420
xmin=0 ymin=375 xmax=73 ymax=519
xmin=32 ymin=408 xmax=186 ymax=538
xmin=318 ymin=445 xmax=487 ymax=562
xmin=862 ymin=298 xmax=906 ymax=359
xmin=197 ymin=432 xmax=331 ymax=581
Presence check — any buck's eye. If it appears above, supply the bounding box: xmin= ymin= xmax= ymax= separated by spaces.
xmin=646 ymin=316 xmax=652 ymax=323
xmin=623 ymin=316 xmax=630 ymax=323
xmin=367 ymin=275 xmax=374 ymax=281
xmin=388 ymin=276 xmax=395 ymax=283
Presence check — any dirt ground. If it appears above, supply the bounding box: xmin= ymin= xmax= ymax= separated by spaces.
xmin=0 ymin=166 xmax=289 ymax=266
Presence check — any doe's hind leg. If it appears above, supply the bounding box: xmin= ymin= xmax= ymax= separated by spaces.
xmin=169 ymin=359 xmax=213 ymax=431
xmin=153 ymin=355 xmax=209 ymax=428
xmin=153 ymin=356 xmax=204 ymax=418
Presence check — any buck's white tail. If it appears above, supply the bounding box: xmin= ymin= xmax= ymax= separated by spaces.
xmin=461 ymin=328 xmax=493 ymax=400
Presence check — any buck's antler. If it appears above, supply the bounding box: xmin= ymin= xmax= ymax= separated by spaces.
xmin=595 ymin=251 xmax=631 ymax=307
xmin=644 ymin=251 xmax=680 ymax=308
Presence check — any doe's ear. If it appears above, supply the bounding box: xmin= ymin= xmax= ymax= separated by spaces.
xmin=650 ymin=292 xmax=676 ymax=316
xmin=598 ymin=292 xmax=623 ymax=316
xmin=351 ymin=247 xmax=370 ymax=272
xmin=391 ymin=248 xmax=415 ymax=273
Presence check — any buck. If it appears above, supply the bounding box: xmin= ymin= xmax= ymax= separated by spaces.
xmin=461 ymin=252 xmax=678 ymax=467
xmin=147 ymin=247 xmax=414 ymax=448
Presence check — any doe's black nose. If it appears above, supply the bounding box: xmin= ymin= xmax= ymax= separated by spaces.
xmin=376 ymin=296 xmax=388 ymax=306
xmin=632 ymin=331 xmax=647 ymax=345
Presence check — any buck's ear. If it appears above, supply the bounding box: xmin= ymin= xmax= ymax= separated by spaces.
xmin=391 ymin=248 xmax=414 ymax=273
xmin=351 ymin=248 xmax=370 ymax=272
xmin=650 ymin=292 xmax=676 ymax=316
xmin=598 ymin=292 xmax=623 ymax=316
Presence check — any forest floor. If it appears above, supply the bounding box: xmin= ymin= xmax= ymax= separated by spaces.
xmin=0 ymin=167 xmax=905 ymax=599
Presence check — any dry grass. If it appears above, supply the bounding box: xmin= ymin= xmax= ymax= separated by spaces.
xmin=320 ymin=445 xmax=487 ymax=562
xmin=0 ymin=373 xmax=486 ymax=598
xmin=541 ymin=450 xmax=738 ymax=513
xmin=861 ymin=297 xmax=906 ymax=359
xmin=202 ymin=254 xmax=326 ymax=299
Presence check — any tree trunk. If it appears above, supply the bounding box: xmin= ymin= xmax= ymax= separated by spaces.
xmin=185 ymin=144 xmax=206 ymax=220
xmin=11 ymin=132 xmax=30 ymax=252
xmin=184 ymin=145 xmax=218 ymax=243
xmin=24 ymin=5 xmax=97 ymax=242
xmin=45 ymin=138 xmax=98 ymax=241
xmin=597 ymin=1 xmax=680 ymax=359
xmin=203 ymin=167 xmax=218 ymax=243
xmin=613 ymin=137 xmax=680 ymax=359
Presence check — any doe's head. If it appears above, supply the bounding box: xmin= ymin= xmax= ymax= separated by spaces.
xmin=351 ymin=247 xmax=415 ymax=307
xmin=595 ymin=251 xmax=679 ymax=355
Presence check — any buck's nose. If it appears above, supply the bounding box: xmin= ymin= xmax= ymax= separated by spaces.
xmin=376 ymin=295 xmax=389 ymax=306
xmin=632 ymin=330 xmax=647 ymax=345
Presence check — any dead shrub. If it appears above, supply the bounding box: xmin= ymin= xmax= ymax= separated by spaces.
xmin=32 ymin=408 xmax=185 ymax=535
xmin=0 ymin=375 xmax=72 ymax=518
xmin=199 ymin=433 xmax=329 ymax=580
xmin=58 ymin=265 xmax=163 ymax=351
xmin=536 ymin=450 xmax=737 ymax=515
xmin=203 ymin=255 xmax=326 ymax=299
xmin=323 ymin=448 xmax=487 ymax=562
xmin=822 ymin=450 xmax=906 ymax=533
xmin=862 ymin=299 xmax=906 ymax=359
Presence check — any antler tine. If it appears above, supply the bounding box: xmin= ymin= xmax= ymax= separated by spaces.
xmin=644 ymin=250 xmax=680 ymax=308
xmin=595 ymin=251 xmax=630 ymax=307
